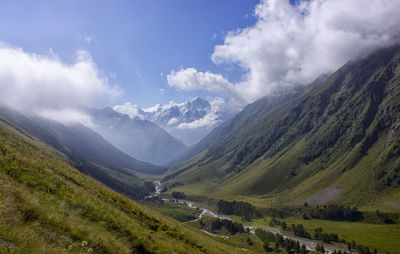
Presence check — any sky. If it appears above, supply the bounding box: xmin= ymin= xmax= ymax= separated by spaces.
xmin=0 ymin=0 xmax=258 ymax=107
xmin=0 ymin=0 xmax=400 ymax=124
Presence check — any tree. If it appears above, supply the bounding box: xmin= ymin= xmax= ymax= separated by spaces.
xmin=263 ymin=241 xmax=270 ymax=252
xmin=316 ymin=244 xmax=325 ymax=253
xmin=300 ymin=244 xmax=307 ymax=254
xmin=282 ymin=222 xmax=287 ymax=230
xmin=296 ymin=241 xmax=300 ymax=250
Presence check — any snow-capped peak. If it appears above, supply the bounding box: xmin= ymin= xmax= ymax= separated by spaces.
xmin=113 ymin=97 xmax=235 ymax=145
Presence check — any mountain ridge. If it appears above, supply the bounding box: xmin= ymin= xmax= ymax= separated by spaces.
xmin=89 ymin=107 xmax=187 ymax=165
xmin=164 ymin=45 xmax=400 ymax=209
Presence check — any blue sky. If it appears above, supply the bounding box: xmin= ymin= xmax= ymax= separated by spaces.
xmin=1 ymin=0 xmax=398 ymax=114
xmin=0 ymin=0 xmax=259 ymax=107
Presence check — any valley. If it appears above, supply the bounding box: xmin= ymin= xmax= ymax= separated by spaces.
xmin=1 ymin=1 xmax=400 ymax=253
xmin=1 ymin=44 xmax=399 ymax=253
xmin=144 ymin=182 xmax=400 ymax=253
xmin=140 ymin=45 xmax=400 ymax=253
xmin=144 ymin=182 xmax=357 ymax=253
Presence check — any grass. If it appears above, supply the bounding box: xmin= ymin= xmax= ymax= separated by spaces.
xmin=249 ymin=216 xmax=400 ymax=253
xmin=0 ymin=120 xmax=256 ymax=254
xmin=187 ymin=217 xmax=265 ymax=253
xmin=165 ymin=180 xmax=220 ymax=198
xmin=140 ymin=199 xmax=201 ymax=222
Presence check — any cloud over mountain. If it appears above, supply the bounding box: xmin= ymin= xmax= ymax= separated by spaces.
xmin=167 ymin=0 xmax=400 ymax=106
xmin=0 ymin=42 xmax=120 ymax=125
xmin=167 ymin=68 xmax=244 ymax=104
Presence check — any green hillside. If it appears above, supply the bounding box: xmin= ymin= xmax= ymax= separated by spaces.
xmin=0 ymin=117 xmax=253 ymax=253
xmin=0 ymin=107 xmax=165 ymax=200
xmin=165 ymin=46 xmax=400 ymax=210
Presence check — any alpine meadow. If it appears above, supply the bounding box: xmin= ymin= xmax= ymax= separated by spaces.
xmin=1 ymin=1 xmax=400 ymax=254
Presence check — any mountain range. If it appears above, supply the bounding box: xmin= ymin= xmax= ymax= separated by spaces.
xmin=164 ymin=45 xmax=400 ymax=209
xmin=1 ymin=44 xmax=400 ymax=253
xmin=114 ymin=97 xmax=234 ymax=146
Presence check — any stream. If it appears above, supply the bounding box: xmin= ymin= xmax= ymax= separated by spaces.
xmin=150 ymin=181 xmax=348 ymax=253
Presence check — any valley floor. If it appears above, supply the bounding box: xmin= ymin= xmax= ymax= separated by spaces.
xmin=149 ymin=182 xmax=400 ymax=254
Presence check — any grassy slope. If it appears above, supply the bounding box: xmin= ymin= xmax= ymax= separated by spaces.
xmin=165 ymin=46 xmax=400 ymax=211
xmin=0 ymin=107 xmax=162 ymax=200
xmin=0 ymin=120 xmax=254 ymax=254
xmin=141 ymin=200 xmax=201 ymax=222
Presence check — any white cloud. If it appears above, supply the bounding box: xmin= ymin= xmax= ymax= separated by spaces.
xmin=168 ymin=0 xmax=400 ymax=106
xmin=39 ymin=108 xmax=95 ymax=128
xmin=0 ymin=42 xmax=121 ymax=125
xmin=176 ymin=112 xmax=220 ymax=129
xmin=166 ymin=67 xmax=245 ymax=104
xmin=113 ymin=102 xmax=144 ymax=119
xmin=167 ymin=68 xmax=232 ymax=92
xmin=167 ymin=117 xmax=178 ymax=126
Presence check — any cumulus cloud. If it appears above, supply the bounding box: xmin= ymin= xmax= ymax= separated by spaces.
xmin=167 ymin=68 xmax=232 ymax=93
xmin=168 ymin=0 xmax=400 ymax=106
xmin=0 ymin=42 xmax=120 ymax=125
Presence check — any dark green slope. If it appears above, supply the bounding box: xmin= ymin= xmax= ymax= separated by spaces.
xmin=0 ymin=118 xmax=250 ymax=254
xmin=0 ymin=107 xmax=165 ymax=199
xmin=167 ymin=46 xmax=400 ymax=208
